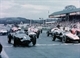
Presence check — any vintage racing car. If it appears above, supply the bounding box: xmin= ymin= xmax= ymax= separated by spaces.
xmin=47 ymin=27 xmax=60 ymax=37
xmin=28 ymin=27 xmax=40 ymax=38
xmin=52 ymin=27 xmax=80 ymax=43
xmin=0 ymin=29 xmax=8 ymax=35
xmin=8 ymin=30 xmax=37 ymax=47
xmin=61 ymin=31 xmax=80 ymax=43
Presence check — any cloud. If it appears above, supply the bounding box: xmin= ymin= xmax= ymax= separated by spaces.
xmin=21 ymin=4 xmax=50 ymax=11
xmin=0 ymin=0 xmax=21 ymax=17
xmin=68 ymin=0 xmax=80 ymax=8
xmin=0 ymin=0 xmax=14 ymax=11
xmin=0 ymin=0 xmax=15 ymax=17
xmin=0 ymin=0 xmax=80 ymax=19
xmin=20 ymin=4 xmax=50 ymax=14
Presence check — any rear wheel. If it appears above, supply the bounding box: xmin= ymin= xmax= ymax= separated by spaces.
xmin=37 ymin=32 xmax=40 ymax=38
xmin=47 ymin=33 xmax=49 ymax=37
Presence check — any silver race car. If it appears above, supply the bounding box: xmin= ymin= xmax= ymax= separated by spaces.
xmin=52 ymin=27 xmax=80 ymax=43
xmin=0 ymin=29 xmax=8 ymax=35
xmin=61 ymin=31 xmax=80 ymax=43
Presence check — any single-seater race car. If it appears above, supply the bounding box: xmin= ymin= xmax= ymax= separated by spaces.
xmin=7 ymin=30 xmax=37 ymax=47
xmin=61 ymin=31 xmax=80 ymax=43
xmin=28 ymin=27 xmax=40 ymax=38
xmin=51 ymin=28 xmax=63 ymax=41
xmin=46 ymin=27 xmax=59 ymax=37
xmin=0 ymin=29 xmax=8 ymax=35
xmin=52 ymin=27 xmax=80 ymax=43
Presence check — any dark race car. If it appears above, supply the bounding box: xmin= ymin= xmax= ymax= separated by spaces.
xmin=7 ymin=30 xmax=37 ymax=47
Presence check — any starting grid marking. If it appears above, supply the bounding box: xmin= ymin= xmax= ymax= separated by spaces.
xmin=1 ymin=43 xmax=80 ymax=58
xmin=3 ymin=43 xmax=80 ymax=48
xmin=36 ymin=43 xmax=80 ymax=46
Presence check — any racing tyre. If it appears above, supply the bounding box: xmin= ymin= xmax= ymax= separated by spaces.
xmin=78 ymin=39 xmax=80 ymax=43
xmin=52 ymin=35 xmax=56 ymax=41
xmin=41 ymin=30 xmax=42 ymax=33
xmin=13 ymin=37 xmax=18 ymax=47
xmin=37 ymin=33 xmax=40 ymax=38
xmin=8 ymin=34 xmax=12 ymax=44
xmin=32 ymin=37 xmax=36 ymax=46
xmin=62 ymin=36 xmax=67 ymax=43
xmin=47 ymin=33 xmax=49 ymax=37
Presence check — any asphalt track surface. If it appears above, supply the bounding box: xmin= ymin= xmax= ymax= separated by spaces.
xmin=0 ymin=30 xmax=80 ymax=58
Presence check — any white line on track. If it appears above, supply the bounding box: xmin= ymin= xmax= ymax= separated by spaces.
xmin=1 ymin=48 xmax=9 ymax=58
xmin=36 ymin=44 xmax=59 ymax=46
xmin=3 ymin=43 xmax=80 ymax=47
xmin=36 ymin=43 xmax=80 ymax=46
xmin=1 ymin=43 xmax=80 ymax=58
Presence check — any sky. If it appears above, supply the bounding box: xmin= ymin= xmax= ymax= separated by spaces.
xmin=0 ymin=0 xmax=80 ymax=19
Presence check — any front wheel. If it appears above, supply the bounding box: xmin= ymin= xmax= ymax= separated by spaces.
xmin=32 ymin=36 xmax=36 ymax=46
xmin=62 ymin=36 xmax=67 ymax=43
xmin=52 ymin=35 xmax=56 ymax=41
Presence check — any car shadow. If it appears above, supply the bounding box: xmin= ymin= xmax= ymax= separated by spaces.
xmin=0 ymin=55 xmax=2 ymax=58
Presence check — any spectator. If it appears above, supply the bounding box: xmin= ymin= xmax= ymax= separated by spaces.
xmin=56 ymin=24 xmax=61 ymax=29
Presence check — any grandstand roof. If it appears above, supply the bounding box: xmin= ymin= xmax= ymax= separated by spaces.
xmin=50 ymin=8 xmax=80 ymax=16
xmin=49 ymin=5 xmax=80 ymax=16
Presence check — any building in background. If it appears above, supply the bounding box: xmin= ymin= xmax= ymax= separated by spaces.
xmin=49 ymin=5 xmax=80 ymax=21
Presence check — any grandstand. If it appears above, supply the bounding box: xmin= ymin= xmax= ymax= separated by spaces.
xmin=48 ymin=5 xmax=80 ymax=28
xmin=49 ymin=5 xmax=80 ymax=21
